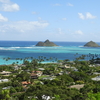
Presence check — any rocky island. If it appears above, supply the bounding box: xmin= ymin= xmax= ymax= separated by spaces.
xmin=84 ymin=41 xmax=100 ymax=47
xmin=36 ymin=39 xmax=58 ymax=46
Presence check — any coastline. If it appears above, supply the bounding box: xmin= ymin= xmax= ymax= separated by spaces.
xmin=0 ymin=41 xmax=100 ymax=65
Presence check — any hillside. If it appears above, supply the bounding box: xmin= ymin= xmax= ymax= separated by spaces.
xmin=36 ymin=40 xmax=58 ymax=46
xmin=84 ymin=41 xmax=100 ymax=47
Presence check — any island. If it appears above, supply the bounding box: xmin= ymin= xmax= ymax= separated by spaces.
xmin=35 ymin=39 xmax=58 ymax=46
xmin=84 ymin=41 xmax=100 ymax=47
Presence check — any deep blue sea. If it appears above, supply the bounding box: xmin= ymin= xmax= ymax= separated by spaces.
xmin=0 ymin=41 xmax=100 ymax=65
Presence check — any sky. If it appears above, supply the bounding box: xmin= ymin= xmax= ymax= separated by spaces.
xmin=0 ymin=0 xmax=100 ymax=42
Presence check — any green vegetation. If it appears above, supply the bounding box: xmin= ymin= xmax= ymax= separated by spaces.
xmin=0 ymin=54 xmax=100 ymax=99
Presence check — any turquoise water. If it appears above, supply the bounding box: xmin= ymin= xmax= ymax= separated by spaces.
xmin=0 ymin=41 xmax=100 ymax=65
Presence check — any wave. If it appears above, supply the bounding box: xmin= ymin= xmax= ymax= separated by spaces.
xmin=11 ymin=46 xmax=33 ymax=49
xmin=4 ymin=45 xmax=64 ymax=49
xmin=1 ymin=46 xmax=40 ymax=50
xmin=78 ymin=46 xmax=84 ymax=47
xmin=0 ymin=46 xmax=66 ymax=51
xmin=11 ymin=47 xmax=21 ymax=48
xmin=23 ymin=47 xmax=33 ymax=48
xmin=0 ymin=47 xmax=16 ymax=50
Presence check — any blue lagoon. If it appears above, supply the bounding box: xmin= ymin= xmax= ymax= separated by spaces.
xmin=0 ymin=41 xmax=100 ymax=65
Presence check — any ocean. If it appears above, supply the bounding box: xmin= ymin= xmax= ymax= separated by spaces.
xmin=0 ymin=41 xmax=100 ymax=65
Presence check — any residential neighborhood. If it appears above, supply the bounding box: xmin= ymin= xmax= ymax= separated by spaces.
xmin=0 ymin=57 xmax=100 ymax=100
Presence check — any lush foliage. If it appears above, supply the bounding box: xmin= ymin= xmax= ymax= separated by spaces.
xmin=0 ymin=55 xmax=100 ymax=100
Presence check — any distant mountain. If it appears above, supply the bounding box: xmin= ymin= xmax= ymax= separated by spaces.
xmin=84 ymin=41 xmax=100 ymax=47
xmin=36 ymin=40 xmax=58 ymax=46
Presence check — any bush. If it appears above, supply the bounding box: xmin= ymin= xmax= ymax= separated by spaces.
xmin=76 ymin=80 xmax=84 ymax=84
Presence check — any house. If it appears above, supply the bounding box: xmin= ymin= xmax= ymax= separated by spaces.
xmin=31 ymin=71 xmax=43 ymax=77
xmin=42 ymin=77 xmax=55 ymax=80
xmin=42 ymin=95 xmax=55 ymax=100
xmin=65 ymin=64 xmax=71 ymax=68
xmin=38 ymin=68 xmax=45 ymax=71
xmin=30 ymin=71 xmax=43 ymax=79
xmin=42 ymin=95 xmax=51 ymax=100
xmin=30 ymin=73 xmax=38 ymax=79
xmin=91 ymin=76 xmax=100 ymax=81
xmin=21 ymin=81 xmax=31 ymax=85
xmin=65 ymin=65 xmax=78 ymax=71
xmin=0 ymin=79 xmax=9 ymax=83
xmin=2 ymin=86 xmax=11 ymax=90
xmin=13 ymin=65 xmax=21 ymax=70
xmin=93 ymin=72 xmax=100 ymax=75
xmin=89 ymin=64 xmax=95 ymax=67
xmin=21 ymin=81 xmax=31 ymax=90
xmin=0 ymin=71 xmax=12 ymax=76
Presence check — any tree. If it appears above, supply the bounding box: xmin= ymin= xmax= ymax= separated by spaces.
xmin=1 ymin=89 xmax=10 ymax=100
xmin=69 ymin=71 xmax=90 ymax=82
xmin=80 ymin=83 xmax=95 ymax=94
xmin=57 ymin=74 xmax=74 ymax=85
xmin=87 ymin=91 xmax=100 ymax=100
xmin=53 ymin=94 xmax=61 ymax=100
xmin=16 ymin=71 xmax=30 ymax=81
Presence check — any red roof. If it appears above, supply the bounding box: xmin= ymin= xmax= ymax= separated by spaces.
xmin=21 ymin=81 xmax=31 ymax=85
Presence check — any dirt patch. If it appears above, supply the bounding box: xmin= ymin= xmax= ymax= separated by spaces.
xmin=69 ymin=84 xmax=84 ymax=90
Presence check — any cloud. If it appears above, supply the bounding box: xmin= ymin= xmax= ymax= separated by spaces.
xmin=0 ymin=0 xmax=10 ymax=3
xmin=62 ymin=18 xmax=67 ymax=21
xmin=37 ymin=17 xmax=48 ymax=23
xmin=57 ymin=28 xmax=64 ymax=35
xmin=0 ymin=20 xmax=49 ymax=33
xmin=0 ymin=0 xmax=19 ymax=12
xmin=75 ymin=30 xmax=83 ymax=35
xmin=0 ymin=14 xmax=8 ymax=22
xmin=53 ymin=3 xmax=62 ymax=6
xmin=38 ymin=17 xmax=42 ymax=21
xmin=58 ymin=28 xmax=62 ymax=34
xmin=32 ymin=11 xmax=38 ymax=15
xmin=78 ymin=13 xmax=85 ymax=20
xmin=86 ymin=12 xmax=96 ymax=19
xmin=78 ymin=12 xmax=96 ymax=20
xmin=67 ymin=3 xmax=73 ymax=6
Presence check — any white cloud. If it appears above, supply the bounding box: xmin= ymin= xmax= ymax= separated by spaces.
xmin=38 ymin=17 xmax=42 ymax=21
xmin=0 ymin=20 xmax=49 ymax=33
xmin=0 ymin=0 xmax=10 ymax=3
xmin=78 ymin=12 xmax=96 ymax=20
xmin=0 ymin=0 xmax=19 ymax=12
xmin=2 ymin=3 xmax=19 ymax=12
xmin=75 ymin=30 xmax=83 ymax=35
xmin=62 ymin=18 xmax=67 ymax=21
xmin=57 ymin=28 xmax=64 ymax=35
xmin=86 ymin=12 xmax=96 ymax=19
xmin=0 ymin=29 xmax=6 ymax=32
xmin=67 ymin=3 xmax=73 ymax=6
xmin=0 ymin=14 xmax=8 ymax=22
xmin=78 ymin=13 xmax=85 ymax=20
xmin=58 ymin=28 xmax=62 ymax=34
xmin=53 ymin=3 xmax=62 ymax=6
xmin=32 ymin=11 xmax=38 ymax=15
xmin=0 ymin=20 xmax=49 ymax=41
xmin=37 ymin=17 xmax=48 ymax=23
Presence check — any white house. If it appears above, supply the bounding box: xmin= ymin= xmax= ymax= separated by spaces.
xmin=0 ymin=79 xmax=9 ymax=83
